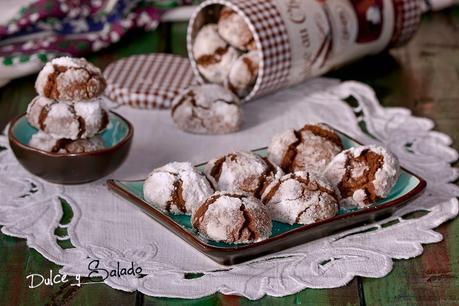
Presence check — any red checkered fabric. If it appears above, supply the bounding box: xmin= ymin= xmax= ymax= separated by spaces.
xmin=389 ymin=0 xmax=422 ymax=47
xmin=103 ymin=54 xmax=197 ymax=109
xmin=187 ymin=0 xmax=292 ymax=101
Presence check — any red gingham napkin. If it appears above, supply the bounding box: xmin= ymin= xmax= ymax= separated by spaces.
xmin=103 ymin=54 xmax=197 ymax=109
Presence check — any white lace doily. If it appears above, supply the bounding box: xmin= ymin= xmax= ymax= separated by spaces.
xmin=1 ymin=79 xmax=458 ymax=300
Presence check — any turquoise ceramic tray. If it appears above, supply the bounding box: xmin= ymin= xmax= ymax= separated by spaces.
xmin=107 ymin=131 xmax=426 ymax=265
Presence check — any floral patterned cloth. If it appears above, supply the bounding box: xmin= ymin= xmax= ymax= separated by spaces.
xmin=0 ymin=0 xmax=198 ymax=87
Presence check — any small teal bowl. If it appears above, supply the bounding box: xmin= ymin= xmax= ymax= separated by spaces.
xmin=8 ymin=111 xmax=133 ymax=184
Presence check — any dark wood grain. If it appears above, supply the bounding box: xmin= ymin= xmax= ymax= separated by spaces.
xmin=339 ymin=9 xmax=459 ymax=306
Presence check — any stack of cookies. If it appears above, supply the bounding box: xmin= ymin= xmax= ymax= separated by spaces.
xmin=27 ymin=57 xmax=109 ymax=153
xmin=143 ymin=123 xmax=401 ymax=245
xmin=169 ymin=7 xmax=261 ymax=136
xmin=192 ymin=7 xmax=259 ymax=98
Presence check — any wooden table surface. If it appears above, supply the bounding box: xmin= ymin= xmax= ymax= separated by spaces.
xmin=0 ymin=8 xmax=458 ymax=306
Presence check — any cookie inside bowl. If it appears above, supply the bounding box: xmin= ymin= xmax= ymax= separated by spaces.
xmin=12 ymin=112 xmax=130 ymax=154
xmin=8 ymin=111 xmax=133 ymax=184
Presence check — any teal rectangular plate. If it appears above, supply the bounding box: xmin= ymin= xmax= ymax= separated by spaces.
xmin=107 ymin=131 xmax=426 ymax=265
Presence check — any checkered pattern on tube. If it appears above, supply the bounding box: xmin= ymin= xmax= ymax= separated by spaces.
xmin=389 ymin=0 xmax=422 ymax=47
xmin=187 ymin=0 xmax=292 ymax=101
xmin=103 ymin=54 xmax=196 ymax=109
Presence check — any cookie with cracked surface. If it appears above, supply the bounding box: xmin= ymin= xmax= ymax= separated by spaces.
xmin=225 ymin=51 xmax=260 ymax=98
xmin=323 ymin=145 xmax=400 ymax=207
xmin=143 ymin=162 xmax=214 ymax=214
xmin=26 ymin=96 xmax=109 ymax=140
xmin=29 ymin=131 xmax=105 ymax=153
xmin=35 ymin=57 xmax=106 ymax=101
xmin=204 ymin=151 xmax=283 ymax=198
xmin=268 ymin=123 xmax=343 ymax=174
xmin=217 ymin=7 xmax=255 ymax=51
xmin=261 ymin=171 xmax=339 ymax=225
xmin=171 ymin=84 xmax=242 ymax=134
xmin=193 ymin=24 xmax=239 ymax=84
xmin=192 ymin=191 xmax=271 ymax=243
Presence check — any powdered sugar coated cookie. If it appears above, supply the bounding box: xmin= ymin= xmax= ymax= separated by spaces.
xmin=225 ymin=51 xmax=260 ymax=97
xmin=261 ymin=171 xmax=339 ymax=225
xmin=171 ymin=84 xmax=242 ymax=134
xmin=26 ymin=96 xmax=108 ymax=140
xmin=217 ymin=7 xmax=255 ymax=51
xmin=35 ymin=57 xmax=106 ymax=101
xmin=193 ymin=24 xmax=239 ymax=84
xmin=205 ymin=151 xmax=283 ymax=197
xmin=29 ymin=131 xmax=105 ymax=153
xmin=192 ymin=191 xmax=271 ymax=243
xmin=143 ymin=162 xmax=214 ymax=214
xmin=268 ymin=123 xmax=343 ymax=174
xmin=323 ymin=145 xmax=400 ymax=207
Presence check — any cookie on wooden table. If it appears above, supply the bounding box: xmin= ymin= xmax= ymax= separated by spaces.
xmin=192 ymin=191 xmax=271 ymax=243
xmin=218 ymin=7 xmax=256 ymax=51
xmin=171 ymin=84 xmax=242 ymax=135
xmin=261 ymin=171 xmax=339 ymax=225
xmin=35 ymin=57 xmax=106 ymax=101
xmin=205 ymin=151 xmax=283 ymax=198
xmin=143 ymin=162 xmax=214 ymax=214
xmin=26 ymin=96 xmax=108 ymax=140
xmin=29 ymin=131 xmax=105 ymax=153
xmin=323 ymin=145 xmax=400 ymax=207
xmin=192 ymin=24 xmax=239 ymax=84
xmin=268 ymin=123 xmax=343 ymax=174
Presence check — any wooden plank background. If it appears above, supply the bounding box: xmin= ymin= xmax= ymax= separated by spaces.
xmin=0 ymin=8 xmax=458 ymax=306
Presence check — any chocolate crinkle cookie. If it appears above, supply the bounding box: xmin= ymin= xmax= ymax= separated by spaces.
xmin=323 ymin=145 xmax=400 ymax=208
xmin=268 ymin=123 xmax=343 ymax=174
xmin=217 ymin=7 xmax=255 ymax=51
xmin=29 ymin=131 xmax=105 ymax=153
xmin=143 ymin=162 xmax=214 ymax=214
xmin=261 ymin=172 xmax=339 ymax=225
xmin=171 ymin=84 xmax=242 ymax=134
xmin=225 ymin=51 xmax=260 ymax=97
xmin=26 ymin=96 xmax=109 ymax=140
xmin=192 ymin=191 xmax=271 ymax=243
xmin=35 ymin=57 xmax=106 ymax=101
xmin=192 ymin=24 xmax=239 ymax=84
xmin=205 ymin=151 xmax=283 ymax=198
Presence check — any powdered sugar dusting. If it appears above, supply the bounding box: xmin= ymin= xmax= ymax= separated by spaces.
xmin=143 ymin=162 xmax=214 ymax=214
xmin=52 ymin=57 xmax=101 ymax=74
xmin=29 ymin=131 xmax=60 ymax=152
xmin=193 ymin=24 xmax=239 ymax=84
xmin=34 ymin=56 xmax=105 ymax=101
xmin=26 ymin=96 xmax=53 ymax=127
xmin=262 ymin=172 xmax=338 ymax=225
xmin=26 ymin=96 xmax=107 ymax=140
xmin=268 ymin=128 xmax=297 ymax=167
xmin=193 ymin=24 xmax=227 ymax=58
xmin=226 ymin=50 xmax=260 ymax=97
xmin=74 ymin=97 xmax=108 ymax=136
xmin=324 ymin=145 xmax=400 ymax=207
xmin=35 ymin=64 xmax=54 ymax=96
xmin=268 ymin=123 xmax=343 ymax=174
xmin=205 ymin=151 xmax=279 ymax=196
xmin=28 ymin=131 xmax=104 ymax=153
xmin=171 ymin=84 xmax=242 ymax=135
xmin=199 ymin=47 xmax=239 ymax=84
xmin=46 ymin=102 xmax=81 ymax=139
xmin=217 ymin=8 xmax=254 ymax=51
xmin=193 ymin=192 xmax=271 ymax=243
